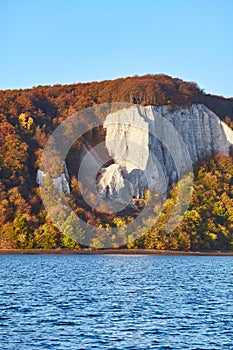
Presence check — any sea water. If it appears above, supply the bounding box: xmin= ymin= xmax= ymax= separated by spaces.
xmin=0 ymin=254 xmax=233 ymax=349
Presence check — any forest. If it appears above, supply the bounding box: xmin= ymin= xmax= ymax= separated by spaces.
xmin=1 ymin=74 xmax=233 ymax=250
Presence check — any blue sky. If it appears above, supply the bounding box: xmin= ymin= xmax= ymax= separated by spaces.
xmin=1 ymin=0 xmax=232 ymax=97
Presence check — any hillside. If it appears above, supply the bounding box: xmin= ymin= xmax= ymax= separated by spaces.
xmin=1 ymin=74 xmax=233 ymax=123
xmin=0 ymin=74 xmax=233 ymax=250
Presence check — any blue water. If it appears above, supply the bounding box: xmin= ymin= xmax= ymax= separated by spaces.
xmin=0 ymin=255 xmax=233 ymax=349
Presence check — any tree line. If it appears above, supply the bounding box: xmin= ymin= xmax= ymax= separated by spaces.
xmin=0 ymin=74 xmax=233 ymax=250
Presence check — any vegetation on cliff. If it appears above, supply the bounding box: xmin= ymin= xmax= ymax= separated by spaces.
xmin=0 ymin=74 xmax=233 ymax=250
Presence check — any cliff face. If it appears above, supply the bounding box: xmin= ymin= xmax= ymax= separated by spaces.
xmin=36 ymin=162 xmax=70 ymax=193
xmin=97 ymin=104 xmax=233 ymax=199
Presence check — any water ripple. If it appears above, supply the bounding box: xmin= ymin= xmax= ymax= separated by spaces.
xmin=0 ymin=255 xmax=233 ymax=349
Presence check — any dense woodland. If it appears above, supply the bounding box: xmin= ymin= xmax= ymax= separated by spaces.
xmin=1 ymin=74 xmax=233 ymax=250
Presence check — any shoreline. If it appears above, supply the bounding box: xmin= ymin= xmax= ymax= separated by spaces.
xmin=1 ymin=248 xmax=233 ymax=256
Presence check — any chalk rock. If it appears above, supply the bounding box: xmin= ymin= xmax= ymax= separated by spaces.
xmin=97 ymin=104 xmax=233 ymax=199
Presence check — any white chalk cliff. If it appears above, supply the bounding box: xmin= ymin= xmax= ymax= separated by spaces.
xmin=97 ymin=104 xmax=233 ymax=200
xmin=36 ymin=161 xmax=70 ymax=193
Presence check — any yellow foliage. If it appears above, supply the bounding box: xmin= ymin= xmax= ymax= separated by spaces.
xmin=18 ymin=113 xmax=34 ymax=130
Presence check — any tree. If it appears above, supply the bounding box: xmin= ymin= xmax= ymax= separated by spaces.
xmin=0 ymin=121 xmax=28 ymax=186
xmin=61 ymin=212 xmax=84 ymax=247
